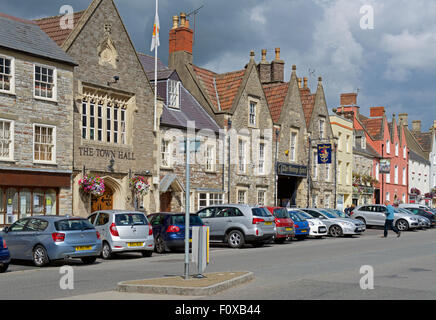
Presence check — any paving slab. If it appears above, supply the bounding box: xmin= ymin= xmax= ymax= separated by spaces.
xmin=117 ymin=271 xmax=254 ymax=296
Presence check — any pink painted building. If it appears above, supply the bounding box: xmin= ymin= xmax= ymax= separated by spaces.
xmin=335 ymin=93 xmax=409 ymax=204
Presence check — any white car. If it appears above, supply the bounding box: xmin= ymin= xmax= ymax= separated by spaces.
xmin=290 ymin=209 xmax=328 ymax=238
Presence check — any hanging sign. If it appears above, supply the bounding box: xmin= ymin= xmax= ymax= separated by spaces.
xmin=317 ymin=144 xmax=332 ymax=164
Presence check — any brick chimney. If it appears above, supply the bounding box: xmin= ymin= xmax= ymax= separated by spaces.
xmin=340 ymin=93 xmax=357 ymax=106
xmin=398 ymin=113 xmax=408 ymax=127
xmin=257 ymin=49 xmax=271 ymax=83
xmin=168 ymin=13 xmax=194 ymax=69
xmin=370 ymin=106 xmax=385 ymax=117
xmin=412 ymin=120 xmax=421 ymax=132
xmin=271 ymin=48 xmax=284 ymax=82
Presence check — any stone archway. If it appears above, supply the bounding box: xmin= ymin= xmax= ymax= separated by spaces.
xmin=90 ymin=176 xmax=122 ymax=213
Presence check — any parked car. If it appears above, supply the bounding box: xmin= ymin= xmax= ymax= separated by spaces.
xmin=396 ymin=208 xmax=431 ymax=229
xmin=196 ymin=204 xmax=276 ymax=248
xmin=263 ymin=207 xmax=294 ymax=244
xmin=0 ymin=235 xmax=10 ymax=273
xmin=398 ymin=203 xmax=432 ymax=211
xmin=148 ymin=213 xmax=204 ymax=253
xmin=350 ymin=204 xmax=420 ymax=231
xmin=293 ymin=209 xmax=328 ymax=238
xmin=398 ymin=207 xmax=435 ymax=228
xmin=286 ymin=210 xmax=310 ymax=240
xmin=300 ymin=208 xmax=365 ymax=237
xmin=87 ymin=210 xmax=154 ymax=259
xmin=0 ymin=216 xmax=101 ymax=267
xmin=324 ymin=208 xmax=350 ymax=219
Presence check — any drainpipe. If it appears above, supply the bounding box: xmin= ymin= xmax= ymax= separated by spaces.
xmin=227 ymin=119 xmax=232 ymax=203
xmin=274 ymin=129 xmax=279 ymax=206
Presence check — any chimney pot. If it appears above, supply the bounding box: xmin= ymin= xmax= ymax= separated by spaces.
xmin=275 ymin=48 xmax=280 ymax=60
xmin=412 ymin=120 xmax=421 ymax=132
xmin=398 ymin=113 xmax=408 ymax=126
xmin=303 ymin=77 xmax=308 ymax=89
xmin=261 ymin=49 xmax=267 ymax=62
xmin=250 ymin=50 xmax=255 ymax=58
xmin=180 ymin=12 xmax=186 ymax=27
xmin=172 ymin=15 xmax=179 ymax=29
xmin=298 ymin=78 xmax=302 ymax=88
xmin=433 ymin=120 xmax=436 ymax=129
xmin=318 ymin=76 xmax=322 ymax=82
xmin=292 ymin=65 xmax=296 ymax=71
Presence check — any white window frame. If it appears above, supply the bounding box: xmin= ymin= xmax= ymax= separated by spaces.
xmin=205 ymin=143 xmax=215 ymax=172
xmin=361 ymin=136 xmax=366 ymax=149
xmin=402 ymin=167 xmax=406 ymax=185
xmin=257 ymin=189 xmax=266 ymax=206
xmin=375 ymin=163 xmax=380 ymax=181
xmin=386 ymin=140 xmax=390 ymax=154
xmin=198 ymin=193 xmax=224 ymax=210
xmin=33 ymin=124 xmax=56 ymax=164
xmin=161 ymin=138 xmax=172 ymax=168
xmin=346 ymin=135 xmax=350 ymax=153
xmin=394 ymin=165 xmax=398 ymax=184
xmin=386 ymin=192 xmax=390 ymax=201
xmin=237 ymin=189 xmax=247 ymax=204
xmin=258 ymin=142 xmax=265 ymax=175
xmin=238 ymin=138 xmax=247 ymax=174
xmin=0 ymin=55 xmax=15 ymax=94
xmin=167 ymin=80 xmax=180 ymax=109
xmin=290 ymin=130 xmax=298 ymax=162
xmin=249 ymin=101 xmax=257 ymax=127
xmin=0 ymin=118 xmax=14 ymax=161
xmin=33 ymin=63 xmax=57 ymax=101
xmin=395 ymin=143 xmax=399 ymax=156
xmin=403 ymin=146 xmax=406 ymax=159
xmin=386 ymin=170 xmax=391 ymax=183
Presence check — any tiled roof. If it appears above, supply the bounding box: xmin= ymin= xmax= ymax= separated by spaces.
xmin=0 ymin=12 xmax=76 ymax=65
xmin=193 ymin=65 xmax=245 ymax=111
xmin=137 ymin=52 xmax=169 ymax=73
xmin=34 ymin=11 xmax=85 ymax=46
xmin=263 ymin=82 xmax=289 ymax=123
xmin=300 ymin=88 xmax=315 ymax=127
xmin=412 ymin=131 xmax=432 ymax=153
xmin=361 ymin=118 xmax=383 ymax=140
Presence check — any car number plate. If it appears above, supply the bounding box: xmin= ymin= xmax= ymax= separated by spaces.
xmin=301 ymin=229 xmax=307 ymax=233
xmin=285 ymin=227 xmax=292 ymax=231
xmin=75 ymin=246 xmax=92 ymax=251
xmin=127 ymin=242 xmax=144 ymax=247
xmin=265 ymin=222 xmax=273 ymax=226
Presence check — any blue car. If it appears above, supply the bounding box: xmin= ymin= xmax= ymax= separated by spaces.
xmin=287 ymin=210 xmax=310 ymax=240
xmin=0 ymin=235 xmax=11 ymax=273
xmin=1 ymin=216 xmax=102 ymax=267
xmin=149 ymin=213 xmax=204 ymax=253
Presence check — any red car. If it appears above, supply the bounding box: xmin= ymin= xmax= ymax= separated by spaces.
xmin=263 ymin=207 xmax=295 ymax=243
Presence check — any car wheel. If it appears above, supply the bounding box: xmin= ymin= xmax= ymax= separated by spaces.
xmin=33 ymin=245 xmax=49 ymax=267
xmin=0 ymin=263 xmax=8 ymax=273
xmin=227 ymin=230 xmax=245 ymax=249
xmin=396 ymin=219 xmax=409 ymax=232
xmin=141 ymin=250 xmax=153 ymax=257
xmin=81 ymin=256 xmax=97 ymax=265
xmin=101 ymin=242 xmax=113 ymax=260
xmin=329 ymin=225 xmax=343 ymax=238
xmin=274 ymin=238 xmax=286 ymax=244
xmin=155 ymin=236 xmax=166 ymax=254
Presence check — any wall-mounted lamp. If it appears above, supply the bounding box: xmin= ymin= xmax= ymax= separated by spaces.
xmin=107 ymin=75 xmax=119 ymax=86
xmin=108 ymin=158 xmax=115 ymax=172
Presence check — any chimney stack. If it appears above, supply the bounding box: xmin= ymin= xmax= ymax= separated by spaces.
xmin=303 ymin=77 xmax=308 ymax=89
xmin=370 ymin=106 xmax=385 ymax=117
xmin=257 ymin=49 xmax=271 ymax=83
xmin=271 ymin=47 xmax=284 ymax=82
xmin=168 ymin=12 xmax=194 ymax=68
xmin=298 ymin=78 xmax=302 ymax=89
xmin=433 ymin=120 xmax=436 ymax=129
xmin=412 ymin=120 xmax=421 ymax=132
xmin=398 ymin=113 xmax=408 ymax=127
xmin=340 ymin=93 xmax=357 ymax=106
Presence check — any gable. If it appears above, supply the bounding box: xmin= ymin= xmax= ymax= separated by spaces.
xmin=263 ymin=82 xmax=288 ymax=123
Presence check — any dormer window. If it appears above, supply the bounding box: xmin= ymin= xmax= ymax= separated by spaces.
xmin=168 ymin=80 xmax=180 ymax=109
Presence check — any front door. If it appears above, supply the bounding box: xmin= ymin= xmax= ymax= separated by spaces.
xmin=91 ymin=187 xmax=114 ymax=213
xmin=160 ymin=192 xmax=172 ymax=212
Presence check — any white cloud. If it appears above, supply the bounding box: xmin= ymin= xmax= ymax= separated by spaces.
xmin=249 ymin=5 xmax=266 ymax=25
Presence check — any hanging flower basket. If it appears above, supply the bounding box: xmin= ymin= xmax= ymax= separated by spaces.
xmin=130 ymin=176 xmax=150 ymax=196
xmin=78 ymin=175 xmax=105 ymax=197
xmin=410 ymin=187 xmax=421 ymax=195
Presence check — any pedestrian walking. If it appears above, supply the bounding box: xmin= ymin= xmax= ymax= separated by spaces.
xmin=382 ymin=200 xmax=401 ymax=238
xmin=344 ymin=205 xmax=350 ymax=215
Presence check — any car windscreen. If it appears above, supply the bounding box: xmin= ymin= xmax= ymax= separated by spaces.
xmin=171 ymin=215 xmax=204 ymax=226
xmin=55 ymin=219 xmax=95 ymax=231
xmin=115 ymin=213 xmax=148 ymax=226
xmin=295 ymin=210 xmax=312 ymax=220
xmin=288 ymin=210 xmax=304 ymax=222
xmin=252 ymin=208 xmax=272 ymax=217
xmin=320 ymin=210 xmax=337 ymax=219
xmin=273 ymin=208 xmax=290 ymax=219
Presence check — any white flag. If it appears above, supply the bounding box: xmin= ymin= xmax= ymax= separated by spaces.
xmin=150 ymin=11 xmax=160 ymax=51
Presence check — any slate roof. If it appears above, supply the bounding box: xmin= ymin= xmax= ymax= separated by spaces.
xmin=263 ymin=82 xmax=289 ymax=123
xmin=138 ymin=53 xmax=221 ymax=133
xmin=34 ymin=11 xmax=85 ymax=47
xmin=0 ymin=12 xmax=76 ymax=65
xmin=409 ymin=149 xmax=430 ymax=165
xmin=192 ymin=65 xmax=245 ymax=111
xmin=299 ymin=87 xmax=316 ymax=128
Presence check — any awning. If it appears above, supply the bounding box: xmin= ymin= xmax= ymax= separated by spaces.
xmin=159 ymin=173 xmax=184 ymax=193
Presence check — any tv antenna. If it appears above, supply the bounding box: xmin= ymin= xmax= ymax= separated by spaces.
xmin=187 ymin=4 xmax=204 ymax=47
xmin=308 ymin=68 xmax=316 ymax=78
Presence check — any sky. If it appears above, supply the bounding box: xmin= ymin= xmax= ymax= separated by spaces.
xmin=4 ymin=0 xmax=436 ymax=132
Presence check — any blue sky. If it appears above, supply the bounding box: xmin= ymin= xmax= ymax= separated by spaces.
xmin=4 ymin=0 xmax=436 ymax=131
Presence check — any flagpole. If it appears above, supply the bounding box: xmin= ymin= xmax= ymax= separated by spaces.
xmin=153 ymin=0 xmax=158 ymax=132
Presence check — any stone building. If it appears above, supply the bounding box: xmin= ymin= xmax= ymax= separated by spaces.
xmin=138 ymin=53 xmax=224 ymax=213
xmin=260 ymin=50 xmax=308 ymax=208
xmin=0 ymin=13 xmax=76 ymax=225
xmin=36 ymin=0 xmax=163 ymax=217
xmin=300 ymin=77 xmax=335 ymax=208
xmin=167 ymin=13 xmax=275 ymax=206
xmin=329 ymin=114 xmax=353 ymax=210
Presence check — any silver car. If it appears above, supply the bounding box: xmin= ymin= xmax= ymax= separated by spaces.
xmin=351 ymin=204 xmax=420 ymax=231
xmin=0 ymin=216 xmax=102 ymax=267
xmin=196 ymin=204 xmax=276 ymax=248
xmin=397 ymin=208 xmax=431 ymax=229
xmin=88 ymin=210 xmax=154 ymax=259
xmin=300 ymin=208 xmax=366 ymax=237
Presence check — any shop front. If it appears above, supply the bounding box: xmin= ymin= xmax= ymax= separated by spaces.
xmin=0 ymin=169 xmax=71 ymax=226
xmin=276 ymin=162 xmax=307 ymax=207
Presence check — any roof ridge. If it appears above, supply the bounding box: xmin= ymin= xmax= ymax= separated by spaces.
xmin=33 ymin=10 xmax=86 ymax=21
xmin=0 ymin=12 xmax=37 ymax=25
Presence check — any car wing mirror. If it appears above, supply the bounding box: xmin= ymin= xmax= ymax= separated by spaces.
xmin=3 ymin=226 xmax=9 ymax=233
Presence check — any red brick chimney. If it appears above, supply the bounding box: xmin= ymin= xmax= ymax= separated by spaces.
xmin=335 ymin=93 xmax=359 ymax=119
xmin=370 ymin=106 xmax=385 ymax=117
xmin=340 ymin=93 xmax=357 ymax=106
xmin=168 ymin=13 xmax=194 ymax=68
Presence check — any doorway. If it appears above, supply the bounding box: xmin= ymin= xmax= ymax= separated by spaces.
xmin=91 ymin=185 xmax=114 ymax=212
xmin=277 ymin=176 xmax=299 ymax=207
xmin=160 ymin=191 xmax=172 ymax=212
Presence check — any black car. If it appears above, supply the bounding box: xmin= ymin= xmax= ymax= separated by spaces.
xmin=402 ymin=207 xmax=436 ymax=227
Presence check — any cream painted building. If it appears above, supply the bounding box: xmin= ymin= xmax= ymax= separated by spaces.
xmin=330 ymin=115 xmax=354 ymax=210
